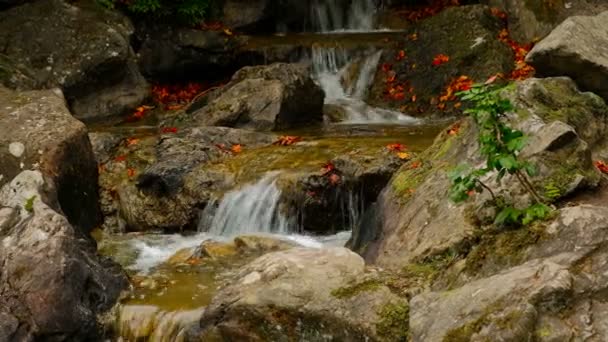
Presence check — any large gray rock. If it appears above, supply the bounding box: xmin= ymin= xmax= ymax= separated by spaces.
xmin=189 ymin=247 xmax=407 ymax=341
xmin=361 ymin=77 xmax=605 ymax=268
xmin=192 ymin=63 xmax=325 ymax=131
xmin=526 ymin=11 xmax=608 ymax=102
xmin=0 ymin=0 xmax=149 ymax=121
xmin=0 ymin=86 xmax=100 ymax=231
xmin=409 ymin=205 xmax=608 ymax=341
xmin=484 ymin=0 xmax=608 ymax=42
xmin=0 ymin=171 xmax=127 ymax=341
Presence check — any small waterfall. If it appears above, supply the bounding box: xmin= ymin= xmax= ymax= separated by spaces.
xmin=116 ymin=305 xmax=204 ymax=342
xmin=311 ymin=46 xmax=419 ymax=123
xmin=311 ymin=0 xmax=376 ymax=32
xmin=204 ymin=173 xmax=293 ymax=237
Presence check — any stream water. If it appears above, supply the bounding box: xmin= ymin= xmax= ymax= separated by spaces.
xmin=100 ymin=1 xmax=442 ymax=340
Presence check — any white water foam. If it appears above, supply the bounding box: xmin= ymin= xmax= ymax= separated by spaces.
xmin=311 ymin=0 xmax=376 ymax=32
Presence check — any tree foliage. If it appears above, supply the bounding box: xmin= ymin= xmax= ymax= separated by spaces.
xmin=449 ymin=81 xmax=551 ymax=226
xmin=98 ymin=0 xmax=211 ymax=24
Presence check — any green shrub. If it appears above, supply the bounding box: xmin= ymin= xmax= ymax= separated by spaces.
xmin=99 ymin=0 xmax=212 ymax=25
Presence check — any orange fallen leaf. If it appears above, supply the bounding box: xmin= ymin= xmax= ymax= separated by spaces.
xmin=397 ymin=152 xmax=410 ymax=160
xmin=410 ymin=161 xmax=422 ymax=169
xmin=231 ymin=144 xmax=242 ymax=154
xmin=273 ymin=136 xmax=302 ymax=146
xmin=114 ymin=155 xmax=126 ymax=162
xmin=126 ymin=137 xmax=140 ymax=146
xmin=447 ymin=122 xmax=461 ymax=136
xmin=223 ymin=28 xmax=233 ymax=36
xmin=432 ymin=54 xmax=450 ymax=66
xmin=127 ymin=168 xmax=136 ymax=178
xmin=411 ymin=95 xmax=417 ymax=102
xmin=408 ymin=33 xmax=418 ymax=41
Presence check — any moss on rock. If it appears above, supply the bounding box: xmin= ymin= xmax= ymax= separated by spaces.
xmin=376 ymin=301 xmax=410 ymax=342
xmin=331 ymin=279 xmax=383 ymax=299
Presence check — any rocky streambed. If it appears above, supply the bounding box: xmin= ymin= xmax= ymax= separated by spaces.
xmin=5 ymin=0 xmax=608 ymax=341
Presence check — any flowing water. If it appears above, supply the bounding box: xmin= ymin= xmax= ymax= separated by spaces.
xmin=204 ymin=172 xmax=294 ymax=236
xmin=310 ymin=0 xmax=376 ymax=32
xmin=305 ymin=0 xmax=418 ymax=123
xmin=100 ymin=1 xmax=446 ymax=340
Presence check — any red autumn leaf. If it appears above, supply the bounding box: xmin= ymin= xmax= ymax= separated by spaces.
xmin=595 ymin=160 xmax=608 ymax=174
xmin=321 ymin=162 xmax=336 ymax=175
xmin=386 ymin=143 xmax=406 ymax=152
xmin=392 ymin=92 xmax=406 ymax=101
xmin=381 ymin=63 xmax=392 ymax=72
xmin=432 ymin=54 xmax=450 ymax=66
xmin=161 ymin=127 xmax=178 ymax=134
xmin=114 ymin=155 xmax=126 ymax=162
xmin=410 ymin=161 xmax=422 ymax=169
xmin=396 ymin=50 xmax=406 ymax=61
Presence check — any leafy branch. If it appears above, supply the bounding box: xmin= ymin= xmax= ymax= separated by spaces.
xmin=449 ymin=81 xmax=551 ymax=226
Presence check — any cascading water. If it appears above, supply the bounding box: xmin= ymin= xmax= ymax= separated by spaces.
xmin=308 ymin=0 xmax=420 ymax=123
xmin=311 ymin=0 xmax=376 ymax=32
xmin=204 ymin=172 xmax=294 ymax=237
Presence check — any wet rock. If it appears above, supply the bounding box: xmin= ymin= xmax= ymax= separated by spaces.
xmin=0 ymin=0 xmax=149 ymax=121
xmin=0 ymin=86 xmax=100 ymax=232
xmin=190 ymin=247 xmax=406 ymax=341
xmin=234 ymin=235 xmax=296 ymax=253
xmin=362 ymin=77 xmax=606 ymax=269
xmin=368 ymin=5 xmax=513 ymax=117
xmin=192 ymin=63 xmax=325 ymax=131
xmin=222 ymin=0 xmax=271 ymax=31
xmin=484 ymin=0 xmax=608 ymax=42
xmin=89 ymin=132 xmax=125 ymax=165
xmin=527 ymin=11 xmax=608 ymax=102
xmin=98 ymin=127 xmax=275 ymax=231
xmin=0 ymin=171 xmax=127 ymax=341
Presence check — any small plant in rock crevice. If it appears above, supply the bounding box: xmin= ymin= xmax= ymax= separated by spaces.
xmin=449 ymin=79 xmax=551 ymax=226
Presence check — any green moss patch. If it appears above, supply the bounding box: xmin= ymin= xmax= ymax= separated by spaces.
xmin=331 ymin=279 xmax=383 ymax=299
xmin=464 ymin=223 xmax=546 ymax=276
xmin=376 ymin=302 xmax=410 ymax=342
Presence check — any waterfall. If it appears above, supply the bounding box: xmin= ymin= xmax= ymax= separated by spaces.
xmin=203 ymin=172 xmax=294 ymax=237
xmin=311 ymin=46 xmax=420 ymax=123
xmin=311 ymin=0 xmax=376 ymax=32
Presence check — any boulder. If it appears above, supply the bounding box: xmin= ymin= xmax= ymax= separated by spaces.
xmin=484 ymin=0 xmax=608 ymax=42
xmin=409 ymin=205 xmax=608 ymax=341
xmin=0 ymin=0 xmax=149 ymax=121
xmin=526 ymin=11 xmax=608 ymax=102
xmin=0 ymin=171 xmax=127 ymax=341
xmin=188 ymin=247 xmax=407 ymax=341
xmin=367 ymin=5 xmax=514 ymax=117
xmin=0 ymin=86 xmax=100 ymax=232
xmin=360 ymin=77 xmax=606 ymax=268
xmin=191 ymin=63 xmax=325 ymax=131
